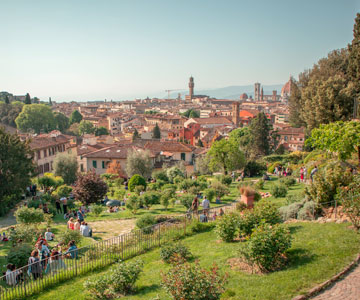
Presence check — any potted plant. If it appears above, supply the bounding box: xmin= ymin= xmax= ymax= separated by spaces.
xmin=239 ymin=186 xmax=259 ymax=208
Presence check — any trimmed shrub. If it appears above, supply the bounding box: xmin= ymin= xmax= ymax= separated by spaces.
xmin=254 ymin=201 xmax=282 ymax=225
xmin=8 ymin=224 xmax=42 ymax=244
xmin=239 ymin=223 xmax=292 ymax=272
xmin=279 ymin=202 xmax=303 ymax=220
xmin=203 ymin=188 xmax=216 ymax=202
xmin=126 ymin=194 xmax=142 ymax=214
xmin=188 ymin=220 xmax=215 ymax=234
xmin=7 ymin=243 xmax=33 ymax=268
xmin=59 ymin=229 xmax=82 ymax=245
xmin=255 ymin=179 xmax=265 ymax=190
xmin=52 ymin=184 xmax=73 ymax=198
xmin=270 ymin=183 xmax=288 ymax=198
xmin=110 ymin=260 xmax=143 ymax=295
xmin=279 ymin=177 xmax=296 ymax=187
xmin=152 ymin=170 xmax=169 ymax=182
xmin=220 ymin=175 xmax=232 ymax=186
xmin=84 ymin=275 xmax=112 ymax=300
xmin=128 ymin=174 xmax=146 ymax=192
xmin=211 ymin=180 xmax=229 ymax=198
xmin=141 ymin=191 xmax=161 ymax=209
xmin=160 ymin=243 xmax=192 ymax=263
xmin=136 ymin=214 xmax=156 ymax=234
xmin=244 ymin=160 xmax=266 ymax=177
xmin=216 ymin=213 xmax=239 ymax=242
xmin=179 ymin=193 xmax=196 ymax=209
xmin=167 ymin=167 xmax=185 ymax=183
xmin=161 ymin=260 xmax=228 ymax=300
xmin=90 ymin=204 xmax=104 ymax=217
xmin=286 ymin=193 xmax=304 ymax=205
xmin=297 ymin=201 xmax=315 ymax=220
xmin=338 ymin=175 xmax=360 ymax=229
xmin=15 ymin=207 xmax=45 ymax=224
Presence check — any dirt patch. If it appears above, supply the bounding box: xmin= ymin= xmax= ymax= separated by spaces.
xmin=227 ymin=257 xmax=262 ymax=274
xmin=90 ymin=219 xmax=136 ymax=240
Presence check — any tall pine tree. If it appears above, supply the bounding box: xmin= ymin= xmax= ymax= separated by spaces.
xmin=249 ymin=112 xmax=271 ymax=157
xmin=152 ymin=123 xmax=161 ymax=139
xmin=4 ymin=95 xmax=9 ymax=104
xmin=133 ymin=128 xmax=140 ymax=140
xmin=24 ymin=93 xmax=31 ymax=104
xmin=348 ymin=13 xmax=360 ymax=117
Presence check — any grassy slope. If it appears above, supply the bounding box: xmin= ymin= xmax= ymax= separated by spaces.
xmin=29 ymin=222 xmax=360 ymax=300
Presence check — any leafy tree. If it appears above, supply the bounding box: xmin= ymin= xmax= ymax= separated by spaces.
xmin=53 ymin=152 xmax=78 ymax=185
xmin=133 ymin=128 xmax=140 ymax=140
xmin=152 ymin=123 xmax=161 ymax=139
xmin=288 ymin=79 xmax=306 ymax=127
xmin=189 ymin=110 xmax=200 ymax=118
xmin=78 ymin=120 xmax=95 ymax=135
xmin=14 ymin=207 xmax=45 ymax=224
xmin=69 ymin=110 xmax=83 ymax=124
xmin=248 ymin=112 xmax=271 ymax=157
xmin=0 ymin=128 xmax=35 ymax=210
xmin=228 ymin=127 xmax=252 ymax=159
xmin=207 ymin=138 xmax=245 ymax=174
xmin=15 ymin=104 xmax=56 ymax=134
xmin=306 ymin=120 xmax=360 ymax=166
xmin=54 ymin=112 xmax=69 ymax=133
xmin=195 ymin=155 xmax=211 ymax=175
xmin=5 ymin=95 xmax=9 ymax=104
xmin=126 ymin=149 xmax=153 ymax=178
xmin=107 ymin=160 xmax=126 ymax=178
xmin=67 ymin=123 xmax=80 ymax=136
xmin=347 ymin=13 xmax=360 ymax=117
xmin=24 ymin=93 xmax=31 ymax=104
xmin=128 ymin=174 xmax=147 ymax=192
xmin=73 ymin=170 xmax=108 ymax=205
xmin=0 ymin=101 xmax=23 ymax=127
xmin=95 ymin=126 xmax=109 ymax=136
xmin=48 ymin=97 xmax=52 ymax=106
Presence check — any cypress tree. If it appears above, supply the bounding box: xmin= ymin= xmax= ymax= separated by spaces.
xmin=152 ymin=123 xmax=161 ymax=139
xmin=24 ymin=93 xmax=31 ymax=104
xmin=5 ymin=95 xmax=9 ymax=104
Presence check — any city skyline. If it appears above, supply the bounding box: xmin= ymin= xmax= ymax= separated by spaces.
xmin=0 ymin=0 xmax=359 ymax=101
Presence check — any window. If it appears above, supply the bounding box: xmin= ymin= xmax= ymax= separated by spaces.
xmin=181 ymin=153 xmax=186 ymax=161
xmin=284 ymin=136 xmax=288 ymax=141
xmin=93 ymin=160 xmax=97 ymax=168
xmin=44 ymin=163 xmax=50 ymax=172
xmin=80 ymin=164 xmax=84 ymax=172
xmin=37 ymin=151 xmax=41 ymax=160
xmin=102 ymin=161 xmax=105 ymax=169
xmin=43 ymin=149 xmax=47 ymax=157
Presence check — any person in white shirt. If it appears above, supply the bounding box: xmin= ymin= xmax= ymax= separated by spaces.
xmin=201 ymin=197 xmax=210 ymax=216
xmin=80 ymin=222 xmax=92 ymax=237
xmin=44 ymin=228 xmax=54 ymax=241
xmin=6 ymin=264 xmax=18 ymax=286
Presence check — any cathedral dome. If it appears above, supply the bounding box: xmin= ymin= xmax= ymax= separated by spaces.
xmin=240 ymin=93 xmax=248 ymax=100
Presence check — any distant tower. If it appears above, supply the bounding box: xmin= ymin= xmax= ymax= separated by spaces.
xmin=232 ymin=101 xmax=240 ymax=127
xmin=272 ymin=90 xmax=277 ymax=101
xmin=188 ymin=76 xmax=194 ymax=101
xmin=254 ymin=82 xmax=260 ymax=101
xmin=260 ymin=87 xmax=264 ymax=101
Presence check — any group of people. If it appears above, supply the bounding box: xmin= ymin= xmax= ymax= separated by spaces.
xmin=190 ymin=195 xmax=225 ymax=223
xmin=66 ymin=208 xmax=92 ymax=237
xmin=26 ymin=184 xmax=37 ymax=197
xmin=274 ymin=165 xmax=292 ymax=177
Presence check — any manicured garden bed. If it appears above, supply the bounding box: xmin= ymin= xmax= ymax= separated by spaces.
xmin=28 ymin=222 xmax=360 ymax=300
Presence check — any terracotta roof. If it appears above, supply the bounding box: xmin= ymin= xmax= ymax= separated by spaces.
xmin=29 ymin=134 xmax=72 ymax=150
xmin=191 ymin=117 xmax=233 ymax=125
xmin=144 ymin=141 xmax=195 ymax=153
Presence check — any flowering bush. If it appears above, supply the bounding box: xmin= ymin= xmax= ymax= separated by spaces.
xmin=160 ymin=243 xmax=192 ymax=263
xmin=59 ymin=229 xmax=82 ymax=245
xmin=136 ymin=214 xmax=156 ymax=234
xmin=110 ymin=260 xmax=143 ymax=295
xmin=84 ymin=275 xmax=113 ymax=300
xmin=216 ymin=213 xmax=239 ymax=242
xmin=14 ymin=206 xmax=45 ymax=224
xmin=239 ymin=223 xmax=292 ymax=272
xmin=161 ymin=260 xmax=228 ymax=300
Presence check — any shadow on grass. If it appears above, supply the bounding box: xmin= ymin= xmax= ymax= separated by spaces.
xmin=288 ymin=225 xmax=302 ymax=234
xmin=286 ymin=248 xmax=316 ymax=270
xmin=136 ymin=283 xmax=161 ymax=295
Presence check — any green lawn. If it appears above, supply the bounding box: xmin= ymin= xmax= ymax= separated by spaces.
xmin=29 ymin=222 xmax=360 ymax=300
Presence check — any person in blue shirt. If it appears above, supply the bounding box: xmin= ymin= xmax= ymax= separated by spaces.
xmin=77 ymin=209 xmax=84 ymax=222
xmin=65 ymin=240 xmax=78 ymax=259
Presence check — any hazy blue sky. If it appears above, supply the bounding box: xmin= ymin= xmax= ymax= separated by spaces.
xmin=0 ymin=0 xmax=359 ymax=101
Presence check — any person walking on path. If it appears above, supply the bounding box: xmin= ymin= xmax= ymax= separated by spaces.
xmin=201 ymin=197 xmax=210 ymax=216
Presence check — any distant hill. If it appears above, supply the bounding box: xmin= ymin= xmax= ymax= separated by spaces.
xmin=162 ymin=84 xmax=284 ymax=100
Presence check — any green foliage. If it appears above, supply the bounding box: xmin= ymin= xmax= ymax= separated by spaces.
xmin=160 ymin=189 xmax=174 ymax=209
xmin=90 ymin=204 xmax=104 ymax=217
xmin=244 ymin=160 xmax=267 ymax=177
xmin=255 ymin=179 xmax=265 ymax=190
xmin=239 ymin=223 xmax=292 ymax=272
xmin=7 ymin=243 xmax=33 ymax=267
xmin=15 ymin=104 xmax=56 ymax=134
xmin=52 ymin=184 xmax=73 ymax=198
xmin=126 ymin=194 xmax=141 ymax=214
xmin=59 ymin=229 xmax=82 ymax=245
xmin=73 ymin=170 xmax=108 ymax=205
xmin=128 ymin=174 xmax=147 ymax=192
xmin=15 ymin=206 xmax=45 ymax=224
xmin=141 ymin=191 xmax=161 ymax=208
xmin=54 ymin=112 xmax=70 ymax=132
xmin=210 ymin=180 xmax=229 ymax=198
xmin=110 ymin=260 xmax=144 ymax=295
xmin=203 ymin=188 xmax=216 ymax=202
xmin=270 ymin=183 xmax=288 ymax=198
xmin=220 ymin=175 xmax=232 ymax=185
xmin=78 ymin=120 xmax=95 ymax=135
xmin=53 ymin=152 xmax=78 ymax=185
xmin=179 ymin=193 xmax=195 ymax=209
xmin=0 ymin=100 xmax=23 ymax=127
xmin=126 ymin=149 xmax=153 ymax=179
xmin=167 ymin=166 xmax=185 ymax=183
xmin=152 ymin=170 xmax=169 ymax=182
xmin=8 ymin=224 xmax=42 ymax=244
xmin=84 ymin=276 xmax=112 ymax=300
xmin=195 ymin=155 xmax=211 ymax=175
xmin=0 ymin=128 xmax=35 ymax=214
xmin=94 ymin=126 xmax=109 ymax=136
xmin=306 ymin=121 xmax=360 ymax=164
xmin=69 ymin=110 xmax=83 ymax=124
xmin=160 ymin=243 xmax=192 ymax=263
xmin=248 ymin=112 xmax=271 ymax=158
xmin=152 ymin=123 xmax=161 ymax=139
xmin=207 ymin=138 xmax=245 ymax=174
xmin=279 ymin=177 xmax=296 ymax=187
xmin=187 ymin=220 xmax=215 ymax=234
xmin=216 ymin=213 xmax=239 ymax=242
xmin=297 ymin=201 xmax=316 ymax=221
xmin=136 ymin=214 xmax=156 ymax=234
xmin=181 ymin=109 xmax=199 ymax=118
xmin=161 ymin=260 xmax=227 ymax=300
xmin=24 ymin=93 xmax=31 ymax=104
xmin=338 ymin=174 xmax=360 ymax=229
xmin=279 ymin=202 xmax=304 ymax=221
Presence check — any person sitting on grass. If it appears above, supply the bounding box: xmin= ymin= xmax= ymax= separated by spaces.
xmin=46 ymin=250 xmax=66 ymax=273
xmin=74 ymin=219 xmax=81 ymax=231
xmin=5 ymin=264 xmax=17 ymax=286
xmin=64 ymin=240 xmax=78 ymax=259
xmin=1 ymin=232 xmax=9 ymax=242
xmin=67 ymin=218 xmax=75 ymax=230
xmin=28 ymin=250 xmax=42 ymax=280
xmin=45 ymin=228 xmax=54 ymax=241
xmin=80 ymin=222 xmax=92 ymax=237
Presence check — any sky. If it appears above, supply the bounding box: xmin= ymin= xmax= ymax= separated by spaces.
xmin=0 ymin=0 xmax=359 ymax=101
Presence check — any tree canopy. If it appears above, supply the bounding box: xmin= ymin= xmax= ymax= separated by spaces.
xmin=248 ymin=112 xmax=271 ymax=158
xmin=126 ymin=149 xmax=153 ymax=178
xmin=54 ymin=112 xmax=70 ymax=133
xmin=152 ymin=123 xmax=161 ymax=139
xmin=0 ymin=128 xmax=35 ymax=211
xmin=0 ymin=101 xmax=23 ymax=127
xmin=306 ymin=120 xmax=360 ymax=166
xmin=15 ymin=104 xmax=56 ymax=134
xmin=69 ymin=110 xmax=83 ymax=124
xmin=24 ymin=93 xmax=31 ymax=104
xmin=94 ymin=126 xmax=109 ymax=136
xmin=133 ymin=128 xmax=140 ymax=141
xmin=78 ymin=120 xmax=95 ymax=135
xmin=53 ymin=152 xmax=78 ymax=185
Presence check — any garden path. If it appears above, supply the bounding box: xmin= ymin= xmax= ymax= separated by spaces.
xmin=311 ymin=264 xmax=360 ymax=300
xmin=90 ymin=219 xmax=136 ymax=240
